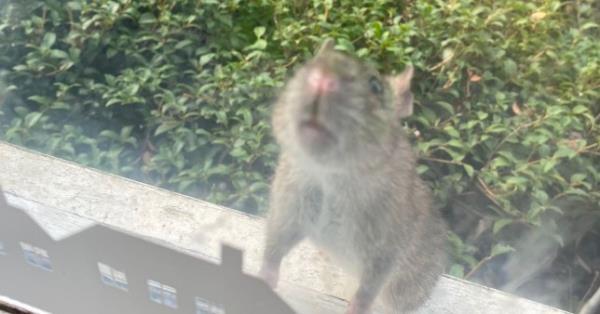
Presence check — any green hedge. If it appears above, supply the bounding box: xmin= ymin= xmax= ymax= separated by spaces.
xmin=1 ymin=0 xmax=599 ymax=311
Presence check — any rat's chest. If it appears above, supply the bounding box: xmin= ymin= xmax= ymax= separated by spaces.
xmin=304 ymin=191 xmax=365 ymax=270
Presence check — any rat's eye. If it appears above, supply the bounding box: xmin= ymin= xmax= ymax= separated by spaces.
xmin=368 ymin=76 xmax=383 ymax=94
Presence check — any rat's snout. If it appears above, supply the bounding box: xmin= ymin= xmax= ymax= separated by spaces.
xmin=307 ymin=67 xmax=338 ymax=94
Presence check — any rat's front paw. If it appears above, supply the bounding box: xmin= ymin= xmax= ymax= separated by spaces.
xmin=258 ymin=265 xmax=280 ymax=290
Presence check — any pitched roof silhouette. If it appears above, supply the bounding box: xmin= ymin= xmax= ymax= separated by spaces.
xmin=0 ymin=188 xmax=296 ymax=314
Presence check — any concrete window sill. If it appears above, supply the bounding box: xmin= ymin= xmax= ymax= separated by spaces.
xmin=0 ymin=142 xmax=571 ymax=314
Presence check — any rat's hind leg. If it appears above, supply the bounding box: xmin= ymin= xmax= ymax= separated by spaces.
xmin=381 ymin=271 xmax=438 ymax=314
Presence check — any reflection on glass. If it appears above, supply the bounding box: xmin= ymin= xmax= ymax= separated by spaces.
xmin=19 ymin=242 xmax=52 ymax=271
xmin=97 ymin=262 xmax=128 ymax=291
xmin=195 ymin=297 xmax=226 ymax=314
xmin=147 ymin=280 xmax=178 ymax=309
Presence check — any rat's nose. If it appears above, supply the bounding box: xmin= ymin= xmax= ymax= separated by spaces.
xmin=307 ymin=68 xmax=338 ymax=94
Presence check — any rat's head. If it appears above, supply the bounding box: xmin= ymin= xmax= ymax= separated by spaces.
xmin=273 ymin=39 xmax=414 ymax=171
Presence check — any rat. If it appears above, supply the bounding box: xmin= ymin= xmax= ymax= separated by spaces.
xmin=259 ymin=39 xmax=447 ymax=314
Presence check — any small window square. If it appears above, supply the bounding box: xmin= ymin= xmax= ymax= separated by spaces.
xmin=195 ymin=297 xmax=226 ymax=314
xmin=148 ymin=280 xmax=164 ymax=304
xmin=98 ymin=262 xmax=128 ymax=291
xmin=147 ymin=280 xmax=178 ymax=309
xmin=98 ymin=262 xmax=115 ymax=285
xmin=162 ymin=285 xmax=178 ymax=309
xmin=113 ymin=270 xmax=128 ymax=290
xmin=20 ymin=242 xmax=52 ymax=272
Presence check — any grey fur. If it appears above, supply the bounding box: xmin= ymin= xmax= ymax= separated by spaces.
xmin=261 ymin=43 xmax=447 ymax=314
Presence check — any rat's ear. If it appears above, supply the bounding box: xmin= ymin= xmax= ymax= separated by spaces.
xmin=315 ymin=38 xmax=335 ymax=56
xmin=388 ymin=66 xmax=414 ymax=118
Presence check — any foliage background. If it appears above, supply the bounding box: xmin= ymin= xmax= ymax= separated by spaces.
xmin=0 ymin=0 xmax=598 ymax=311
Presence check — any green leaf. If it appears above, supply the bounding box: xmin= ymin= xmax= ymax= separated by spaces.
xmin=570 ymin=173 xmax=587 ymax=183
xmin=66 ymin=1 xmax=82 ymax=10
xmin=236 ymin=107 xmax=253 ymax=126
xmin=542 ymin=159 xmax=557 ymax=173
xmin=175 ymin=40 xmax=193 ymax=50
xmin=572 ymin=105 xmax=588 ymax=114
xmin=99 ymin=130 xmax=119 ymax=139
xmin=24 ymin=112 xmax=43 ymax=128
xmin=436 ymin=101 xmax=455 ymax=114
xmin=505 ymin=176 xmax=528 ymax=188
xmin=565 ymin=188 xmax=588 ymax=197
xmin=447 ymin=139 xmax=463 ymax=148
xmin=449 ymin=264 xmax=465 ymax=278
xmin=503 ymin=59 xmax=517 ymax=76
xmin=580 ymin=22 xmax=599 ymax=30
xmin=528 ymin=205 xmax=545 ymax=220
xmin=106 ymin=98 xmax=121 ymax=107
xmin=485 ymin=124 xmax=507 ymax=134
xmin=200 ymin=53 xmax=216 ymax=66
xmin=254 ymin=26 xmax=266 ymax=38
xmin=50 ymin=102 xmax=70 ymax=110
xmin=493 ymin=218 xmax=512 ymax=234
xmin=28 ymin=96 xmax=51 ymax=106
xmin=120 ymin=126 xmax=134 ymax=138
xmin=463 ymin=164 xmax=474 ymax=178
xmin=491 ymin=156 xmax=510 ymax=168
xmin=245 ymin=39 xmax=267 ymax=51
xmin=13 ymin=106 xmax=29 ymax=117
xmin=532 ymin=190 xmax=548 ymax=202
xmin=416 ymin=164 xmax=429 ymax=175
xmin=490 ymin=243 xmax=515 ymax=257
xmin=139 ymin=13 xmax=157 ymax=25
xmin=155 ymin=121 xmax=180 ymax=136
xmin=444 ymin=125 xmax=460 ymax=138
xmin=41 ymin=33 xmax=56 ymax=49
xmin=50 ymin=49 xmax=69 ymax=59
xmin=230 ymin=147 xmax=247 ymax=158
xmin=554 ymin=146 xmax=577 ymax=159
xmin=336 ymin=38 xmax=354 ymax=52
